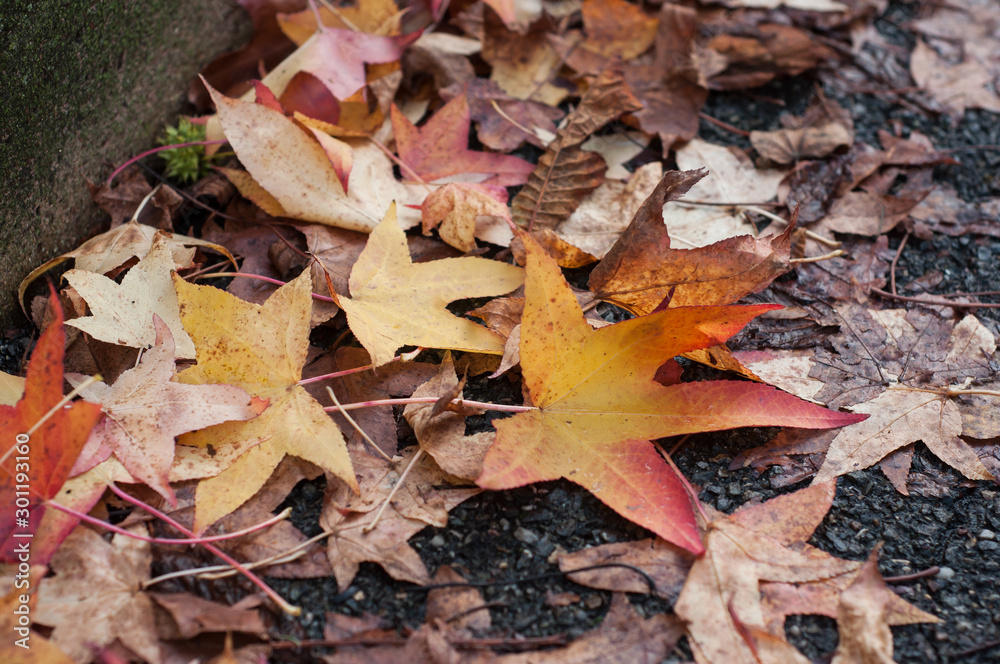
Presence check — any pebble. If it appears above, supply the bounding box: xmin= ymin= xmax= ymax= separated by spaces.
xmin=977 ymin=540 xmax=998 ymax=552
xmin=979 ymin=529 xmax=995 ymax=540
xmin=430 ymin=535 xmax=446 ymax=548
xmin=514 ymin=527 xmax=539 ymax=545
xmin=937 ymin=567 xmax=956 ymax=581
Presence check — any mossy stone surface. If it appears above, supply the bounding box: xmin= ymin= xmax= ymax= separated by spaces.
xmin=0 ymin=0 xmax=252 ymax=326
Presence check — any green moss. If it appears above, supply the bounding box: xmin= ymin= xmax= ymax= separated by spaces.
xmin=0 ymin=0 xmax=251 ymax=327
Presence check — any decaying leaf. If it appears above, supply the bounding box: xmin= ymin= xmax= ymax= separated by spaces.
xmin=404 ymin=354 xmax=495 ymax=480
xmin=337 ymin=206 xmax=523 ymax=366
xmin=35 ymin=526 xmax=161 ymax=664
xmin=320 ymin=449 xmax=480 ymax=591
xmin=589 ymin=169 xmax=792 ymax=314
xmin=511 ymin=62 xmax=643 ymax=230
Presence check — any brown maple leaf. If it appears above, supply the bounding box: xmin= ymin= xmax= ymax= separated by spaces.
xmin=320 ymin=449 xmax=480 ymax=591
xmin=34 ymin=526 xmax=161 ymax=664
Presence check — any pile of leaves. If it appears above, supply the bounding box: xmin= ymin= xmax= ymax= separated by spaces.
xmin=3 ymin=0 xmax=999 ymax=662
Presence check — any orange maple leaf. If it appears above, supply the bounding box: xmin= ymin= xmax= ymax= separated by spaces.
xmin=0 ymin=295 xmax=102 ymax=564
xmin=391 ymin=93 xmax=535 ymax=185
xmin=477 ymin=234 xmax=866 ymax=554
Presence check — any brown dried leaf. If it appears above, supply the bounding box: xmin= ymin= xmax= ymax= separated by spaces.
xmin=35 ymin=526 xmax=161 ymax=664
xmin=590 ymin=169 xmax=793 ymax=315
xmin=557 ymin=538 xmax=695 ymax=601
xmin=151 ymin=592 xmax=267 ymax=639
xmin=676 ymin=483 xmax=862 ymax=664
xmin=320 ymin=449 xmax=480 ymax=591
xmin=511 ymin=62 xmax=642 ymax=230
xmin=404 ymin=354 xmax=496 ymax=481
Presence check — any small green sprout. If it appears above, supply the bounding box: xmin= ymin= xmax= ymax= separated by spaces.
xmin=158 ymin=118 xmax=210 ymax=183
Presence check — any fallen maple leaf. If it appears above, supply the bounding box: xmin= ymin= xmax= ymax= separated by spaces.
xmin=0 ymin=297 xmax=102 ymax=562
xmin=403 ymin=354 xmax=496 ymax=480
xmin=589 ymin=169 xmax=793 ymax=314
xmin=173 ymin=270 xmax=357 ymax=533
xmin=743 ymin=304 xmax=998 ymax=489
xmin=18 ymin=219 xmax=235 ymax=314
xmin=63 ymin=233 xmax=197 ymax=359
xmin=391 ymin=93 xmax=534 ymax=185
xmin=208 ymin=82 xmax=423 ymax=231
xmin=557 ymin=537 xmax=695 ymax=601
xmin=511 ymin=61 xmax=643 ymax=230
xmin=320 ymin=448 xmax=480 ymax=590
xmin=34 ymin=525 xmax=161 ymax=664
xmin=337 ymin=205 xmax=524 ymax=366
xmin=477 ymin=232 xmax=866 ymax=553
xmin=67 ymin=317 xmax=264 ymax=505
xmin=662 ymin=139 xmax=787 ymax=248
xmin=674 ymin=482 xmax=928 ymax=664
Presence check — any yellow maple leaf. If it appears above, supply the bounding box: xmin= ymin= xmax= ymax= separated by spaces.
xmin=173 ymin=270 xmax=357 ymax=533
xmin=338 ymin=205 xmax=524 ymax=366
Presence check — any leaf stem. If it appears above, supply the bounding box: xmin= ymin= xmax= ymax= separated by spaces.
xmin=325 ymin=386 xmax=393 ymax=462
xmin=106 ymin=139 xmax=227 ymax=186
xmin=364 ymin=449 xmax=424 ymax=532
xmin=297 ymin=348 xmax=421 ymax=386
xmin=325 ymin=396 xmax=536 ymax=413
xmin=107 ymin=484 xmax=301 ymax=615
xmin=46 ymin=502 xmax=291 ymax=545
xmin=789 ymin=249 xmax=844 ymax=264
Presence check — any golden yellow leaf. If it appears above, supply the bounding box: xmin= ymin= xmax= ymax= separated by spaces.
xmin=174 ymin=270 xmax=357 ymax=533
xmin=338 ymin=205 xmax=524 ymax=366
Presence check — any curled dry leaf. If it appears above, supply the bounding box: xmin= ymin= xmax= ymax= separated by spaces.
xmin=404 ymin=354 xmax=496 ymax=481
xmin=421 ymin=182 xmax=513 ymax=252
xmin=589 ymin=169 xmax=793 ymax=314
xmin=337 ymin=206 xmax=523 ymax=366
